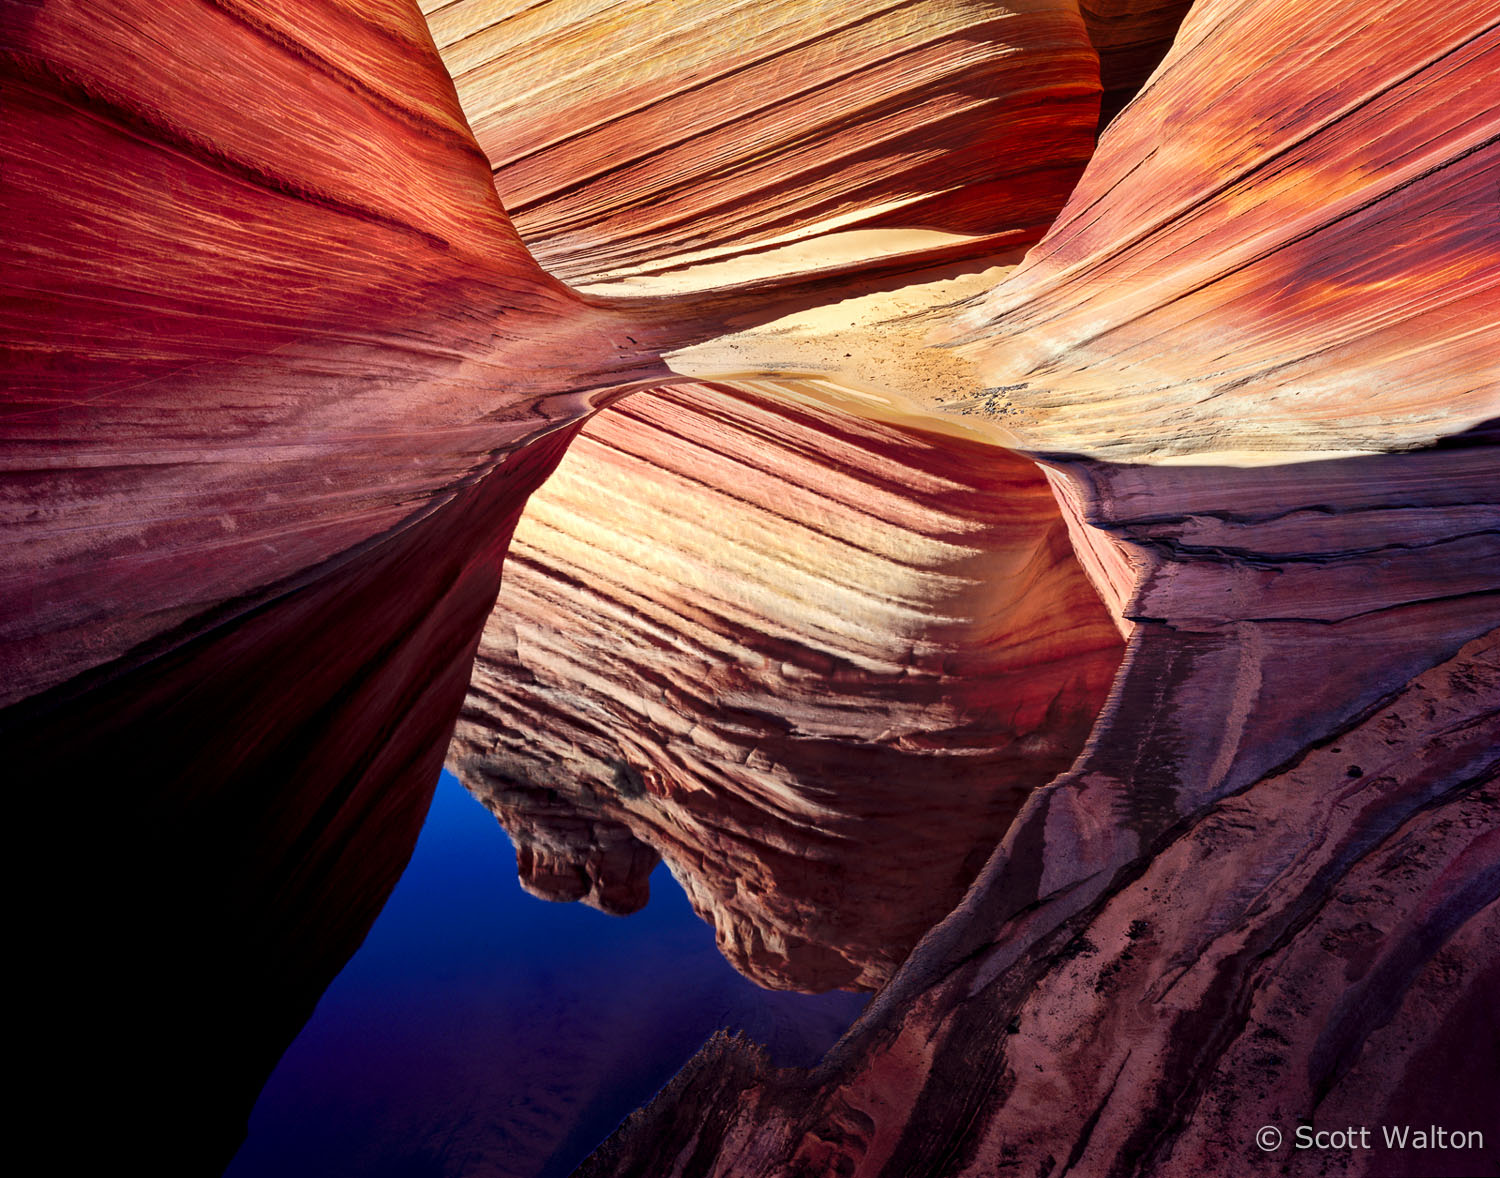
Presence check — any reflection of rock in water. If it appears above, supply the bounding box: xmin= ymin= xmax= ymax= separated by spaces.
xmin=447 ymin=380 xmax=1125 ymax=993
xmin=497 ymin=780 xmax=661 ymax=916
xmin=566 ymin=0 xmax=1500 ymax=1171
xmin=1 ymin=5 xmax=655 ymax=1173
xmin=6 ymin=0 xmax=1497 ymax=1173
xmin=225 ymin=780 xmax=868 ymax=1178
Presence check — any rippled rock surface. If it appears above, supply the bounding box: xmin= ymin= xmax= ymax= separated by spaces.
xmin=423 ymin=0 xmax=1102 ymax=289
xmin=3 ymin=0 xmax=1496 ymax=1174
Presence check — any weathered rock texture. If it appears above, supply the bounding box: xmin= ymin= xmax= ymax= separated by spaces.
xmin=449 ymin=380 xmax=1124 ymax=990
xmin=582 ymin=624 xmax=1500 ymax=1178
xmin=568 ymin=0 xmax=1500 ymax=1173
xmin=422 ymin=0 xmax=1101 ymax=289
xmin=1 ymin=0 xmax=667 ymax=711
xmin=1079 ymin=0 xmax=1192 ymax=127
xmin=3 ymin=0 xmax=1497 ymax=1174
xmin=946 ymin=0 xmax=1500 ymax=459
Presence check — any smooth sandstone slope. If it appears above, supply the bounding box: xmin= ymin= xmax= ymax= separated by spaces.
xmin=942 ymin=0 xmax=1500 ymax=459
xmin=449 ymin=380 xmax=1124 ymax=991
xmin=576 ymin=1 xmax=1500 ymax=1173
xmin=422 ymin=0 xmax=1102 ymax=290
xmin=1 ymin=0 xmax=670 ymax=711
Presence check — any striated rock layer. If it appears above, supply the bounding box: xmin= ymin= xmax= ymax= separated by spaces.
xmin=1 ymin=0 xmax=668 ymax=711
xmin=1079 ymin=0 xmax=1192 ymax=127
xmin=945 ymin=0 xmax=1500 ymax=459
xmin=423 ymin=0 xmax=1102 ymax=290
xmin=574 ymin=425 xmax=1500 ymax=1177
xmin=449 ymin=380 xmax=1124 ymax=990
xmin=3 ymin=0 xmax=1496 ymax=1172
xmin=571 ymin=0 xmax=1500 ymax=1173
xmin=583 ymin=621 xmax=1500 ymax=1178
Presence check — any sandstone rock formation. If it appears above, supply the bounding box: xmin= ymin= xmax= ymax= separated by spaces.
xmin=1 ymin=2 xmax=653 ymax=1171
xmin=449 ymin=379 xmax=1123 ymax=990
xmin=3 ymin=0 xmax=1496 ymax=1174
xmin=566 ymin=1 xmax=1500 ymax=1173
xmin=422 ymin=0 xmax=1102 ymax=290
xmin=1 ymin=0 xmax=671 ymax=711
xmin=942 ymin=0 xmax=1500 ymax=460
xmin=1079 ymin=0 xmax=1192 ymax=127
xmin=582 ymin=628 xmax=1499 ymax=1178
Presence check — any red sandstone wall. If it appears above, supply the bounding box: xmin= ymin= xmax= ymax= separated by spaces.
xmin=425 ymin=0 xmax=1103 ymax=288
xmin=945 ymin=0 xmax=1500 ymax=459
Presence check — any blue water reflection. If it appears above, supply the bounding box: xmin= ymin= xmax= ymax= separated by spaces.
xmin=228 ymin=770 xmax=868 ymax=1178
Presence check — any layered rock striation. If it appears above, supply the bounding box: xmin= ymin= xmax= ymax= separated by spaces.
xmin=583 ymin=624 xmax=1499 ymax=1178
xmin=565 ymin=1 xmax=1500 ymax=1173
xmin=1 ymin=0 xmax=670 ymax=711
xmin=944 ymin=0 xmax=1500 ymax=459
xmin=2 ymin=2 xmax=652 ymax=1171
xmin=449 ymin=379 xmax=1124 ymax=990
xmin=422 ymin=0 xmax=1102 ymax=290
xmin=3 ymin=0 xmax=1496 ymax=1174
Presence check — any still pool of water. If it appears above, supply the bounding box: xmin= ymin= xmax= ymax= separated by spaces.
xmin=227 ymin=770 xmax=868 ymax=1178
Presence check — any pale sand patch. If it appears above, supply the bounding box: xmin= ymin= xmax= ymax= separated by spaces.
xmin=664 ymin=250 xmax=1038 ymax=447
xmin=1152 ymin=448 xmax=1385 ymax=467
xmin=659 ymin=255 xmax=1393 ymax=468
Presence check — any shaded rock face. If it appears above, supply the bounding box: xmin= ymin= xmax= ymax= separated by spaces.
xmin=1079 ymin=0 xmax=1193 ymax=128
xmin=2 ymin=2 xmax=648 ymax=1173
xmin=449 ymin=381 xmax=1125 ymax=990
xmin=422 ymin=0 xmax=1102 ymax=288
xmin=6 ymin=1 xmax=1117 ymax=1169
xmin=1 ymin=0 xmax=670 ymax=712
xmin=7 ymin=417 xmax=584 ymax=1177
xmin=583 ymin=624 xmax=1500 ymax=1178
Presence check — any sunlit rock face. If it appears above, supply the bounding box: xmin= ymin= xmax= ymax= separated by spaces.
xmin=431 ymin=0 xmax=1133 ymax=995
xmin=573 ymin=1 xmax=1500 ymax=1173
xmin=422 ymin=0 xmax=1102 ymax=290
xmin=571 ymin=441 xmax=1500 ymax=1174
xmin=449 ymin=380 xmax=1125 ymax=990
xmin=946 ymin=0 xmax=1500 ymax=460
